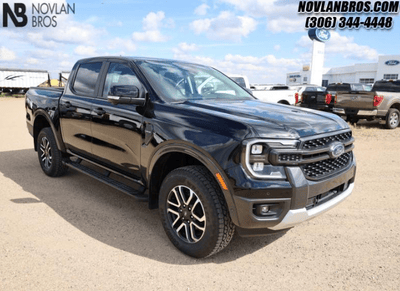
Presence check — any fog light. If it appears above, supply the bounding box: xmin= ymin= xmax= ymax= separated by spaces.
xmin=260 ymin=205 xmax=270 ymax=214
xmin=251 ymin=145 xmax=263 ymax=154
xmin=254 ymin=204 xmax=276 ymax=217
xmin=252 ymin=162 xmax=264 ymax=171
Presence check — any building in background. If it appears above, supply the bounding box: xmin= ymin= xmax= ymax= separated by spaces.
xmin=287 ymin=55 xmax=400 ymax=86
xmin=287 ymin=65 xmax=311 ymax=85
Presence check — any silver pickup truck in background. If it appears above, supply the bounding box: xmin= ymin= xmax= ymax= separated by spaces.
xmin=329 ymin=81 xmax=400 ymax=129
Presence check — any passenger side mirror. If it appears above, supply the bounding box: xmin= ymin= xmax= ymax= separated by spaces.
xmin=107 ymin=85 xmax=146 ymax=106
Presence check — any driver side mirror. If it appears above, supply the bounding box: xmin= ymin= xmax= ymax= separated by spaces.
xmin=107 ymin=85 xmax=146 ymax=106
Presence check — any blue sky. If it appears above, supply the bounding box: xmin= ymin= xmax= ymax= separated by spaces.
xmin=0 ymin=0 xmax=399 ymax=83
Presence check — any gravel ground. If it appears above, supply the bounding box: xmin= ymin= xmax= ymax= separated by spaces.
xmin=0 ymin=98 xmax=399 ymax=290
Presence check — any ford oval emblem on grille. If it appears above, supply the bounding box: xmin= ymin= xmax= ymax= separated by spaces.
xmin=329 ymin=142 xmax=345 ymax=159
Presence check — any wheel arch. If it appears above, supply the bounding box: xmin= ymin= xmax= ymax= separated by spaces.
xmin=278 ymin=100 xmax=290 ymax=105
xmin=147 ymin=142 xmax=239 ymax=225
xmin=389 ymin=102 xmax=400 ymax=111
xmin=33 ymin=111 xmax=65 ymax=152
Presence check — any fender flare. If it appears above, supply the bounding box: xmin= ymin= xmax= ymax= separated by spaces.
xmin=387 ymin=100 xmax=400 ymax=109
xmin=147 ymin=141 xmax=240 ymax=225
xmin=33 ymin=109 xmax=66 ymax=152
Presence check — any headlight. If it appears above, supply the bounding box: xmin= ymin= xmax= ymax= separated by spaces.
xmin=244 ymin=139 xmax=299 ymax=179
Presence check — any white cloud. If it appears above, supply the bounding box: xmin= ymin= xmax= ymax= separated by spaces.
xmin=327 ymin=32 xmax=378 ymax=61
xmin=27 ymin=33 xmax=59 ymax=49
xmin=219 ymin=0 xmax=296 ymax=17
xmin=143 ymin=11 xmax=163 ymax=30
xmin=60 ymin=60 xmax=74 ymax=70
xmin=194 ymin=4 xmax=210 ymax=16
xmin=132 ymin=30 xmax=168 ymax=42
xmin=0 ymin=47 xmax=17 ymax=61
xmin=191 ymin=19 xmax=211 ymax=34
xmin=224 ymin=53 xmax=301 ymax=67
xmin=267 ymin=17 xmax=305 ymax=33
xmin=49 ymin=20 xmax=104 ymax=45
xmin=172 ymin=42 xmax=199 ymax=55
xmin=107 ymin=38 xmax=137 ymax=52
xmin=219 ymin=0 xmax=307 ymax=34
xmin=27 ymin=58 xmax=39 ymax=65
xmin=297 ymin=31 xmax=379 ymax=61
xmin=132 ymin=11 xmax=173 ymax=42
xmin=86 ymin=16 xmax=100 ymax=23
xmin=190 ymin=11 xmax=257 ymax=41
xmin=74 ymin=45 xmax=98 ymax=56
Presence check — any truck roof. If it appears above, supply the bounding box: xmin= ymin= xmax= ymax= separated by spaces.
xmin=76 ymin=56 xmax=211 ymax=68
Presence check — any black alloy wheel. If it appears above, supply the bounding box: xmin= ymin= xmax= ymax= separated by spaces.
xmin=159 ymin=165 xmax=235 ymax=258
xmin=37 ymin=128 xmax=68 ymax=177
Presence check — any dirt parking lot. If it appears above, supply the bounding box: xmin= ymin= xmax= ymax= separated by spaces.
xmin=0 ymin=98 xmax=399 ymax=290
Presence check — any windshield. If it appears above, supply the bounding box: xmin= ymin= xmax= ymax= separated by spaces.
xmin=136 ymin=60 xmax=254 ymax=102
xmin=304 ymin=86 xmax=326 ymax=92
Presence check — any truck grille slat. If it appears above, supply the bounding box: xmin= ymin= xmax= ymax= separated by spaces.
xmin=302 ymin=152 xmax=351 ymax=179
xmin=302 ymin=132 xmax=352 ymax=150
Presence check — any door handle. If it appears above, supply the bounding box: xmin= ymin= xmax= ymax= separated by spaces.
xmin=65 ymin=101 xmax=71 ymax=108
xmin=94 ymin=108 xmax=106 ymax=115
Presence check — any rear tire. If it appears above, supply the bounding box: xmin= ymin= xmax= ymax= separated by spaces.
xmin=37 ymin=128 xmax=68 ymax=177
xmin=384 ymin=108 xmax=400 ymax=129
xmin=159 ymin=165 xmax=235 ymax=258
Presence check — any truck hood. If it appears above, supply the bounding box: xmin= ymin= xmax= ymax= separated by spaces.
xmin=180 ymin=99 xmax=349 ymax=139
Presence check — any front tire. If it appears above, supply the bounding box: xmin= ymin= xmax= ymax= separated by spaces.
xmin=159 ymin=166 xmax=235 ymax=258
xmin=384 ymin=108 xmax=400 ymax=129
xmin=37 ymin=128 xmax=68 ymax=177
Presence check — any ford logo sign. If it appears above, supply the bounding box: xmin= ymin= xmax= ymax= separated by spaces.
xmin=385 ymin=60 xmax=400 ymax=66
xmin=329 ymin=142 xmax=345 ymax=159
xmin=308 ymin=28 xmax=331 ymax=42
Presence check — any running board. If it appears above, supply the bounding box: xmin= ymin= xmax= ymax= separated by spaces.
xmin=64 ymin=160 xmax=148 ymax=202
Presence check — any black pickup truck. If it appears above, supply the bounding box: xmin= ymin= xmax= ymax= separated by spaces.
xmin=298 ymin=86 xmax=332 ymax=111
xmin=25 ymin=57 xmax=356 ymax=258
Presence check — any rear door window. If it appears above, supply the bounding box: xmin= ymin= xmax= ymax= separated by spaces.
xmin=73 ymin=62 xmax=103 ymax=96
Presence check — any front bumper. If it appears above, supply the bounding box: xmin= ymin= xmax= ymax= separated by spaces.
xmin=299 ymin=103 xmax=332 ymax=111
xmin=226 ymin=157 xmax=356 ymax=235
xmin=269 ymin=182 xmax=354 ymax=230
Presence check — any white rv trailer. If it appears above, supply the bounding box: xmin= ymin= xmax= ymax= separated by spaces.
xmin=0 ymin=68 xmax=49 ymax=92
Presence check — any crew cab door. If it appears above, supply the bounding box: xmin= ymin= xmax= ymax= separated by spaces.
xmin=59 ymin=61 xmax=104 ymax=157
xmin=90 ymin=61 xmax=144 ymax=179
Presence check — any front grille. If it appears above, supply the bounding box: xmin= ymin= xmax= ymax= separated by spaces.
xmin=302 ymin=132 xmax=352 ymax=150
xmin=302 ymin=152 xmax=352 ymax=179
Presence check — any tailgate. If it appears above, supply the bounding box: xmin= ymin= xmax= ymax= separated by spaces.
xmin=335 ymin=91 xmax=375 ymax=110
xmin=302 ymin=91 xmax=326 ymax=105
